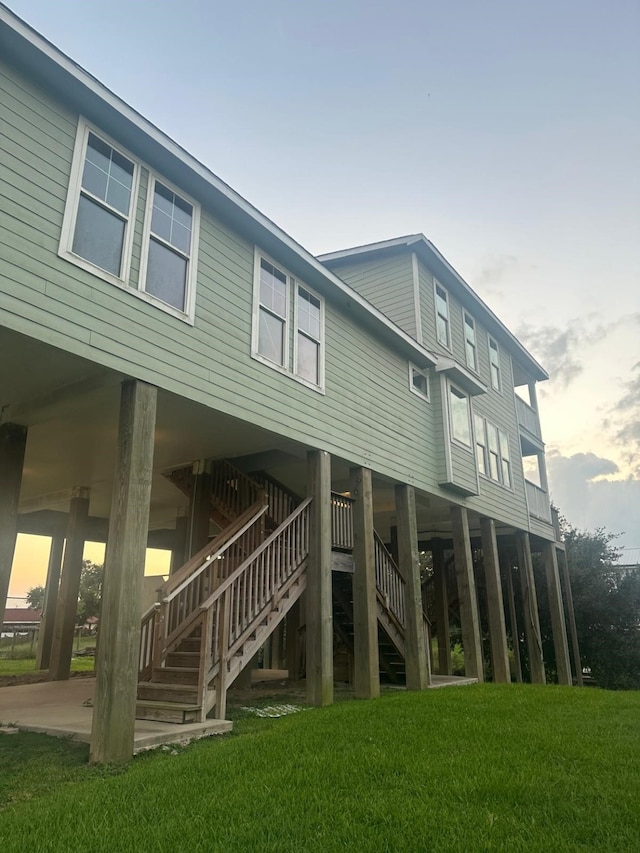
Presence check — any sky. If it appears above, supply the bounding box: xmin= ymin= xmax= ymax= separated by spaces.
xmin=6 ymin=0 xmax=640 ymax=597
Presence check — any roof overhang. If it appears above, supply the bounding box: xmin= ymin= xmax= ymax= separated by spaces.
xmin=435 ymin=359 xmax=488 ymax=396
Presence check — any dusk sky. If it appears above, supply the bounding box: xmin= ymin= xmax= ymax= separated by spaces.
xmin=6 ymin=0 xmax=639 ymax=596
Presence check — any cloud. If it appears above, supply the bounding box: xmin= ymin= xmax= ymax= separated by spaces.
xmin=475 ymin=254 xmax=526 ymax=300
xmin=546 ymin=450 xmax=639 ymax=549
xmin=609 ymin=362 xmax=640 ymax=476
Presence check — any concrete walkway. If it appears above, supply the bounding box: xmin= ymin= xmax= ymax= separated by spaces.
xmin=0 ymin=678 xmax=231 ymax=752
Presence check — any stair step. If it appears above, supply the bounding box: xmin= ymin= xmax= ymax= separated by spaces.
xmin=136 ymin=699 xmax=201 ymax=724
xmin=177 ymin=638 xmax=201 ymax=653
xmin=152 ymin=666 xmax=199 ymax=685
xmin=137 ymin=682 xmax=199 ymax=704
xmin=166 ymin=651 xmax=200 ymax=667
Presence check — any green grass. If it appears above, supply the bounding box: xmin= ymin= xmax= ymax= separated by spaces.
xmin=0 ymin=657 xmax=95 ymax=676
xmin=0 ymin=637 xmax=96 ymax=676
xmin=1 ymin=684 xmax=639 ymax=851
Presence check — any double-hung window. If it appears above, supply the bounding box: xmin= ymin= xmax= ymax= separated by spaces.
xmin=463 ymin=312 xmax=478 ymax=371
xmin=475 ymin=413 xmax=512 ymax=488
xmin=60 ymin=119 xmax=199 ymax=322
xmin=252 ymin=251 xmax=324 ymax=391
xmin=474 ymin=413 xmax=487 ymax=475
xmin=434 ymin=281 xmax=451 ymax=349
xmin=449 ymin=384 xmax=471 ymax=446
xmin=488 ymin=336 xmax=502 ymax=392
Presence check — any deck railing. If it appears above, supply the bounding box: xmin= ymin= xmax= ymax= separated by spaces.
xmin=525 ymin=480 xmax=552 ymax=523
xmin=210 ymin=459 xmax=265 ymax=519
xmin=515 ymin=396 xmax=542 ymax=440
xmin=331 ymin=492 xmax=354 ymax=550
xmin=251 ymin=471 xmax=300 ymax=527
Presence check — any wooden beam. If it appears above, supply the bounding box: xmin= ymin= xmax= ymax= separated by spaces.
xmin=480 ymin=517 xmax=510 ymax=683
xmin=432 ymin=539 xmax=452 ymax=675
xmin=48 ymin=488 xmax=90 ymax=681
xmin=0 ymin=423 xmax=27 ymax=623
xmin=306 ymin=450 xmax=333 ymax=707
xmin=516 ymin=531 xmax=545 ymax=684
xmin=286 ymin=599 xmax=301 ymax=679
xmin=558 ymin=547 xmax=583 ymax=686
xmin=396 ymin=484 xmax=429 ymax=689
xmin=501 ymin=550 xmax=523 ymax=683
xmin=90 ymin=380 xmax=157 ymax=764
xmin=350 ymin=466 xmax=380 ymax=699
xmin=542 ymin=540 xmax=572 ymax=685
xmin=187 ymin=463 xmax=211 ymax=557
xmin=2 ymin=371 xmax=118 ymax=424
xmin=35 ymin=534 xmax=64 ymax=670
xmin=450 ymin=505 xmax=484 ymax=681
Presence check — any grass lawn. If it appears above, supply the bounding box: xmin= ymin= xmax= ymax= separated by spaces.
xmin=0 ymin=684 xmax=639 ymax=851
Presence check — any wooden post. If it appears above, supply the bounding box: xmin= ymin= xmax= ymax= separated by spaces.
xmin=350 ymin=467 xmax=380 ymax=699
xmin=49 ymin=489 xmax=90 ymax=681
xmin=502 ymin=551 xmax=523 ymax=683
xmin=35 ymin=533 xmax=64 ymax=670
xmin=516 ymin=531 xmax=545 ymax=684
xmin=542 ymin=540 xmax=572 ymax=685
xmin=286 ymin=601 xmax=301 ymax=679
xmin=90 ymin=380 xmax=157 ymax=764
xmin=450 ymin=506 xmax=484 ymax=681
xmin=479 ymin=517 xmax=510 ymax=683
xmin=306 ymin=450 xmax=333 ymax=706
xmin=188 ymin=462 xmax=211 ymax=557
xmin=432 ymin=539 xmax=452 ymax=675
xmin=0 ymin=423 xmax=27 ymax=625
xmin=396 ymin=484 xmax=429 ymax=689
xmin=170 ymin=511 xmax=188 ymax=574
xmin=558 ymin=547 xmax=583 ymax=686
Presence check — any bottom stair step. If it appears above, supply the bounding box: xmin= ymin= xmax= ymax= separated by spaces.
xmin=136 ymin=699 xmax=201 ymax=724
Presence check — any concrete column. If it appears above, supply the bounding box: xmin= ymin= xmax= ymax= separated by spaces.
xmin=396 ymin=484 xmax=429 ymax=689
xmin=90 ymin=380 xmax=157 ymax=764
xmin=49 ymin=488 xmax=90 ymax=681
xmin=350 ymin=466 xmax=380 ymax=699
xmin=558 ymin=547 xmax=583 ymax=686
xmin=35 ymin=532 xmax=64 ymax=670
xmin=0 ymin=423 xmax=27 ymax=624
xmin=480 ymin=517 xmax=510 ymax=683
xmin=542 ymin=540 xmax=572 ymax=685
xmin=516 ymin=531 xmax=545 ymax=684
xmin=450 ymin=505 xmax=484 ymax=681
xmin=501 ymin=550 xmax=523 ymax=683
xmin=432 ymin=539 xmax=452 ymax=675
xmin=306 ymin=450 xmax=333 ymax=706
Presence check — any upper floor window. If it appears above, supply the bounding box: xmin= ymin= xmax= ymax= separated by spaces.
xmin=434 ymin=281 xmax=451 ymax=349
xmin=60 ymin=120 xmax=199 ymax=322
xmin=463 ymin=312 xmax=478 ymax=372
xmin=409 ymin=364 xmax=430 ymax=401
xmin=474 ymin=413 xmax=487 ymax=475
xmin=252 ymin=251 xmax=324 ymax=391
xmin=488 ymin=336 xmax=501 ymax=392
xmin=449 ymin=384 xmax=471 ymax=447
xmin=475 ymin=413 xmax=512 ymax=488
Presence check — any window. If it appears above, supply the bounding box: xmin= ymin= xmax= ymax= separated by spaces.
xmin=474 ymin=413 xmax=487 ymax=475
xmin=487 ymin=423 xmax=500 ymax=480
xmin=434 ymin=281 xmax=451 ymax=349
xmin=142 ymin=180 xmax=196 ymax=313
xmin=499 ymin=430 xmax=512 ymax=487
xmin=463 ymin=312 xmax=478 ymax=371
xmin=252 ymin=251 xmax=324 ymax=390
xmin=409 ymin=364 xmax=430 ymax=400
xmin=489 ymin=337 xmax=501 ymax=392
xmin=296 ymin=286 xmax=322 ymax=385
xmin=449 ymin=385 xmax=471 ymax=446
xmin=60 ymin=119 xmax=199 ymax=322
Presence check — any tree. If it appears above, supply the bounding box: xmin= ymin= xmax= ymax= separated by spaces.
xmin=546 ymin=521 xmax=640 ymax=690
xmin=25 ymin=585 xmax=45 ymax=610
xmin=77 ymin=560 xmax=104 ymax=625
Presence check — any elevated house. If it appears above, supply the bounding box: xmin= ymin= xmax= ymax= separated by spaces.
xmin=0 ymin=5 xmax=578 ymax=762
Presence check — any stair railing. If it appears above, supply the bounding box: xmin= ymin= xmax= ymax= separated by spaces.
xmin=250 ymin=471 xmax=300 ymax=527
xmin=210 ymin=459 xmax=264 ymax=519
xmin=374 ymin=532 xmax=406 ymax=629
xmin=331 ymin=492 xmax=354 ymax=550
xmin=199 ymin=497 xmax=312 ymax=718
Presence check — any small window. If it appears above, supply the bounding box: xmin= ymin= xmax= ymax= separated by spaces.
xmin=449 ymin=385 xmax=471 ymax=446
xmin=499 ymin=430 xmax=512 ymax=487
xmin=489 ymin=337 xmax=501 ymax=392
xmin=143 ymin=180 xmax=196 ymax=313
xmin=257 ymin=258 xmax=288 ymax=366
xmin=474 ymin=413 xmax=487 ymax=475
xmin=434 ymin=281 xmax=451 ymax=349
xmin=409 ymin=365 xmax=430 ymax=400
xmin=463 ymin=313 xmax=478 ymax=371
xmin=296 ymin=286 xmax=322 ymax=386
xmin=487 ymin=423 xmax=500 ymax=481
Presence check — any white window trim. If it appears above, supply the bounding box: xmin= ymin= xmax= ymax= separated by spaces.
xmin=463 ymin=311 xmax=478 ymax=373
xmin=434 ymin=279 xmax=452 ymax=351
xmin=448 ymin=382 xmax=472 ymax=450
xmin=474 ymin=411 xmax=514 ymax=491
xmin=251 ymin=248 xmax=325 ymax=393
xmin=59 ymin=117 xmax=198 ymax=325
xmin=408 ymin=363 xmax=430 ymax=401
xmin=293 ymin=282 xmax=325 ymax=392
xmin=488 ymin=335 xmax=502 ymax=393
xmin=138 ymin=173 xmax=200 ymax=323
xmin=59 ymin=119 xmax=140 ymax=290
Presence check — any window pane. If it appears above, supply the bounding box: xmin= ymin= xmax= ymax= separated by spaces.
xmin=450 ymin=387 xmax=471 ymax=445
xmin=502 ymin=460 xmax=512 ymax=488
xmin=437 ymin=315 xmax=449 ymax=346
xmin=258 ymin=308 xmax=285 ymax=365
xmin=476 ymin=445 xmax=487 ymax=475
xmin=412 ymin=369 xmax=428 ymax=397
xmin=298 ymin=287 xmax=320 ymax=339
xmin=435 ymin=285 xmax=448 ymax=318
xmin=260 ymin=260 xmax=287 ymax=317
xmin=297 ymin=332 xmax=319 ymax=384
xmin=81 ymin=160 xmax=108 ymax=200
xmin=499 ymin=431 xmax=510 ymax=460
xmin=146 ymin=238 xmax=187 ymax=310
xmin=151 ymin=183 xmax=192 ymax=254
xmin=72 ymin=195 xmax=125 ymax=275
xmin=465 ymin=340 xmax=477 ymax=370
xmin=83 ymin=134 xmax=133 ymax=215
